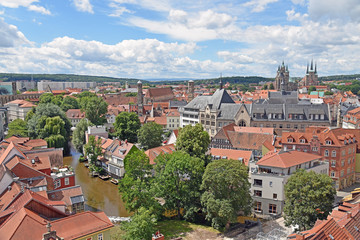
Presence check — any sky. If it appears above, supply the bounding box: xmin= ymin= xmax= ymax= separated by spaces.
xmin=0 ymin=0 xmax=359 ymax=79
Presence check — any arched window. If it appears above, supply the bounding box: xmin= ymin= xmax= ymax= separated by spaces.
xmin=239 ymin=120 xmax=246 ymax=127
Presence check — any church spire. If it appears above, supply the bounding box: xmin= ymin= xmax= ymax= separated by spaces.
xmin=310 ymin=59 xmax=313 ymax=71
xmin=315 ymin=62 xmax=317 ymax=74
xmin=306 ymin=63 xmax=309 ymax=74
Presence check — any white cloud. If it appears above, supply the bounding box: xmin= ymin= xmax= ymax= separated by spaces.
xmin=108 ymin=2 xmax=132 ymax=17
xmin=128 ymin=9 xmax=237 ymax=41
xmin=308 ymin=0 xmax=360 ymax=22
xmin=0 ymin=18 xmax=30 ymax=47
xmin=0 ymin=0 xmax=51 ymax=15
xmin=0 ymin=0 xmax=37 ymax=8
xmin=243 ymin=0 xmax=279 ymax=13
xmin=73 ymin=0 xmax=93 ymax=14
xmin=28 ymin=5 xmax=51 ymax=15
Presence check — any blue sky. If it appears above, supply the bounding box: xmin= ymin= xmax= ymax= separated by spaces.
xmin=0 ymin=0 xmax=359 ymax=79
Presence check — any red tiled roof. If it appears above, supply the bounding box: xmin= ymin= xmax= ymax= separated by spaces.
xmin=145 ymin=144 xmax=176 ymax=165
xmin=257 ymin=150 xmax=321 ymax=169
xmin=210 ymin=148 xmax=252 ymax=166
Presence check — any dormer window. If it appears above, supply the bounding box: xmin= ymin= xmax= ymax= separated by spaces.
xmin=300 ymin=139 xmax=306 ymax=143
xmin=287 ymin=138 xmax=293 ymax=143
xmin=326 ymin=140 xmax=332 ymax=145
xmin=344 ymin=140 xmax=347 ymax=144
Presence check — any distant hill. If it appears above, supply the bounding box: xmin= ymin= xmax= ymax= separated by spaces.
xmin=319 ymin=74 xmax=360 ymax=82
xmin=0 ymin=73 xmax=142 ymax=84
xmin=156 ymin=76 xmax=274 ymax=85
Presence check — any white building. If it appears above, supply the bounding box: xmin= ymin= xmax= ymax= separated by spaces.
xmin=249 ymin=150 xmax=329 ymax=217
xmin=4 ymin=99 xmax=35 ymax=122
xmin=38 ymin=81 xmax=96 ymax=91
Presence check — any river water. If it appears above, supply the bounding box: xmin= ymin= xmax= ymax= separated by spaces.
xmin=63 ymin=148 xmax=131 ymax=218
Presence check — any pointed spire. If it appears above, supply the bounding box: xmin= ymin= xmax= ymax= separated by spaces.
xmin=310 ymin=59 xmax=313 ymax=71
xmin=282 ymin=60 xmax=285 ymax=67
xmin=278 ymin=65 xmax=280 ymax=71
xmin=286 ymin=65 xmax=288 ymax=72
xmin=306 ymin=63 xmax=309 ymax=74
xmin=315 ymin=62 xmax=317 ymax=74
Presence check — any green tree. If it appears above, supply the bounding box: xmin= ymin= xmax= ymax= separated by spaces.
xmin=119 ymin=150 xmax=161 ymax=214
xmin=201 ymin=159 xmax=252 ymax=230
xmin=61 ymin=96 xmax=80 ymax=112
xmin=81 ymin=96 xmax=108 ymax=125
xmin=262 ymin=84 xmax=268 ymax=90
xmin=43 ymin=116 xmax=67 ymax=148
xmin=269 ymin=83 xmax=275 ymax=90
xmin=153 ymin=151 xmax=204 ymax=220
xmin=72 ymin=119 xmax=90 ymax=153
xmin=138 ymin=122 xmax=163 ymax=150
xmin=120 ymin=207 xmax=157 ymax=240
xmin=7 ymin=119 xmax=28 ymax=137
xmin=324 ymin=91 xmax=333 ymax=95
xmin=27 ymin=103 xmax=71 ymax=153
xmin=114 ymin=112 xmax=141 ymax=143
xmin=84 ymin=135 xmax=103 ymax=167
xmin=176 ymin=124 xmax=210 ymax=159
xmin=39 ymin=93 xmax=55 ymax=104
xmin=284 ymin=169 xmax=336 ymax=231
xmin=308 ymin=86 xmax=316 ymax=94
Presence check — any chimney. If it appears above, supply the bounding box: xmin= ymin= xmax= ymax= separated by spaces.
xmin=35 ymin=156 xmax=40 ymax=162
xmin=347 ymin=212 xmax=352 ymax=219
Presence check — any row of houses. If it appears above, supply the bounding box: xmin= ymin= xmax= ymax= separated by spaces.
xmin=0 ymin=136 xmax=114 ymax=239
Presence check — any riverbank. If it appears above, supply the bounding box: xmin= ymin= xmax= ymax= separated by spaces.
xmin=64 ymin=147 xmax=131 ymax=217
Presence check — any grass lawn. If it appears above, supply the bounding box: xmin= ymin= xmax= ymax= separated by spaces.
xmin=156 ymin=220 xmax=220 ymax=240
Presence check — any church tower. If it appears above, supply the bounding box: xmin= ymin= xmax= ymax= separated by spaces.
xmin=274 ymin=61 xmax=289 ymax=91
xmin=137 ymin=80 xmax=143 ymax=116
xmin=305 ymin=60 xmax=318 ymax=86
xmin=187 ymin=80 xmax=195 ymax=102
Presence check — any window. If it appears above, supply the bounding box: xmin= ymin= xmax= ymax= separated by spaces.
xmin=300 ymin=138 xmax=305 ymax=143
xmin=287 ymin=138 xmax=293 ymax=143
xmin=254 ymin=179 xmax=262 ymax=187
xmin=273 ymin=193 xmax=277 ymax=199
xmin=254 ymin=201 xmax=262 ymax=211
xmin=348 ymin=168 xmax=351 ymax=174
xmin=64 ymin=177 xmax=69 ymax=186
xmin=331 ymin=160 xmax=336 ymax=167
xmin=294 ymin=124 xmax=298 ymax=129
xmin=342 ymin=160 xmax=345 ymax=167
xmin=269 ymin=181 xmax=273 ymax=187
xmin=254 ymin=190 xmax=262 ymax=197
xmin=98 ymin=233 xmax=103 ymax=240
xmin=324 ymin=150 xmax=329 ymax=157
xmin=273 ymin=124 xmax=276 ymax=128
xmin=312 ymin=147 xmax=318 ymax=151
xmin=269 ymin=204 xmax=277 ymax=214
xmin=326 ymin=140 xmax=332 ymax=145
xmin=341 ymin=170 xmax=344 ymax=177
xmin=279 ymin=124 xmax=283 ymax=129
xmin=332 ymin=150 xmax=336 ymax=157
xmin=348 ymin=158 xmax=351 ymax=165
xmin=348 ymin=148 xmax=352 ymax=154
xmin=342 ymin=150 xmax=345 ymax=156
xmin=54 ymin=179 xmax=60 ymax=189
xmin=331 ymin=171 xmax=335 ymax=177
xmin=287 ymin=124 xmax=290 ymax=128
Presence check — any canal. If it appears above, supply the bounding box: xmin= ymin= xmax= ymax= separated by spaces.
xmin=63 ymin=148 xmax=131 ymax=218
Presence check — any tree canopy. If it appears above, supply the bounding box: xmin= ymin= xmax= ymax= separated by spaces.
xmin=43 ymin=116 xmax=67 ymax=148
xmin=153 ymin=151 xmax=204 ymax=220
xmin=27 ymin=103 xmax=71 ymax=153
xmin=80 ymin=96 xmax=108 ymax=126
xmin=61 ymin=96 xmax=79 ymax=112
xmin=284 ymin=169 xmax=336 ymax=231
xmin=119 ymin=207 xmax=157 ymax=240
xmin=72 ymin=118 xmax=90 ymax=153
xmin=6 ymin=119 xmax=28 ymax=138
xmin=119 ymin=150 xmax=161 ymax=214
xmin=84 ymin=135 xmax=103 ymax=167
xmin=201 ymin=159 xmax=252 ymax=230
xmin=176 ymin=123 xmax=210 ymax=159
xmin=114 ymin=112 xmax=141 ymax=143
xmin=138 ymin=122 xmax=163 ymax=150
